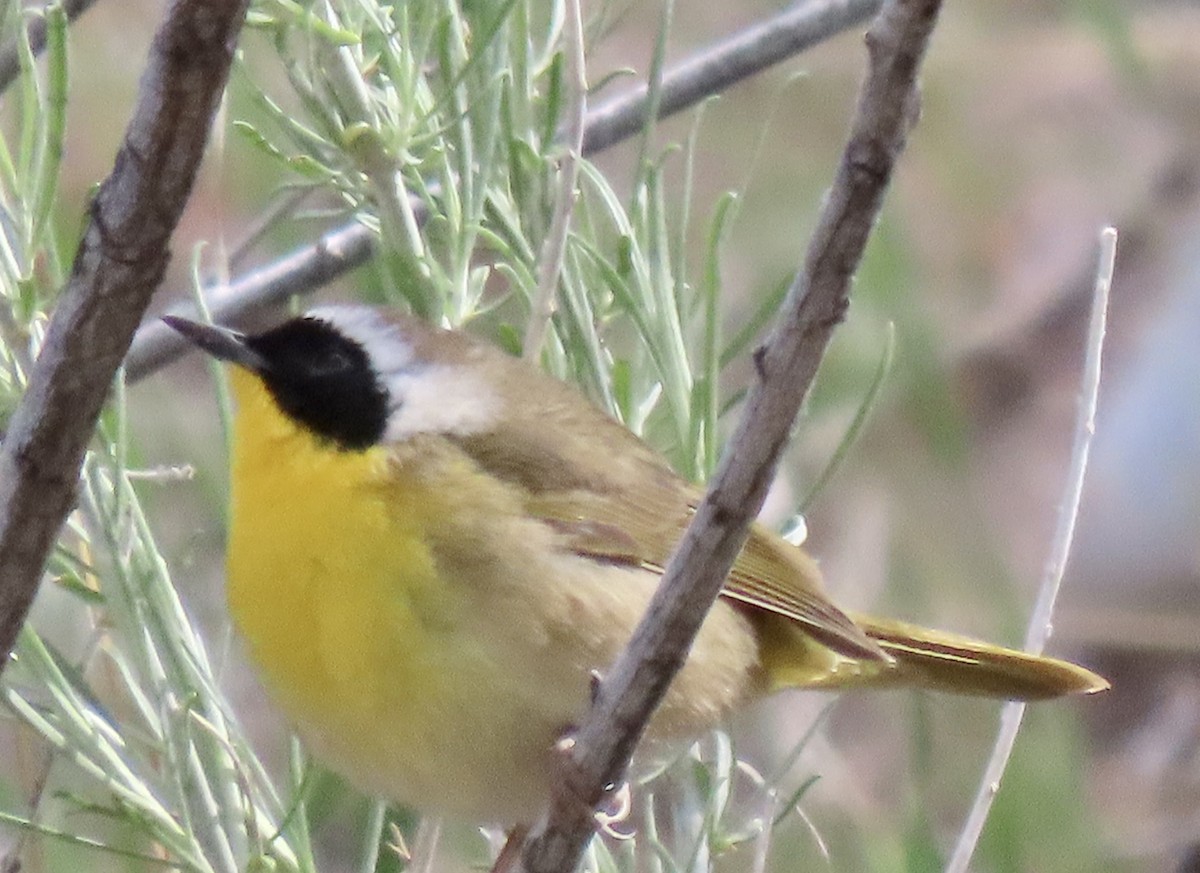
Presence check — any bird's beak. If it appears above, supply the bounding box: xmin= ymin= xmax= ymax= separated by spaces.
xmin=162 ymin=316 xmax=268 ymax=372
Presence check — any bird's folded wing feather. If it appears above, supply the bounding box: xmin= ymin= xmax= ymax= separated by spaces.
xmin=524 ymin=487 xmax=886 ymax=662
xmin=451 ymin=414 xmax=885 ymax=662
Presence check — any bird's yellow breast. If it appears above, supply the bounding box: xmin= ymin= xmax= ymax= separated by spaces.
xmin=226 ymin=370 xmax=552 ymax=817
xmin=226 ymin=370 xmax=455 ymax=725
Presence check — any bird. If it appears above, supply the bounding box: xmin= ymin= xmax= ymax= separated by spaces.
xmin=163 ymin=305 xmax=1107 ymax=827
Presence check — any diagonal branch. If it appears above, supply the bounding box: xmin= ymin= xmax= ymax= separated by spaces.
xmin=125 ymin=0 xmax=883 ymax=383
xmin=944 ymin=227 xmax=1115 ymax=873
xmin=0 ymin=0 xmax=250 ymax=672
xmin=513 ymin=1 xmax=943 ymax=872
xmin=582 ymin=0 xmax=881 ymax=154
xmin=124 ymin=220 xmax=373 ymax=382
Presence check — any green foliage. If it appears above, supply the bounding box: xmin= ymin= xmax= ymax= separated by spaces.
xmin=0 ymin=1 xmax=1117 ymax=872
xmin=229 ymin=0 xmax=745 ymax=474
xmin=0 ymin=0 xmax=759 ymax=869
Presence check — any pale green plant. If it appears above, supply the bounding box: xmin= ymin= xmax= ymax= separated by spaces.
xmin=0 ymin=0 xmax=1113 ymax=872
xmin=0 ymin=0 xmax=797 ymax=870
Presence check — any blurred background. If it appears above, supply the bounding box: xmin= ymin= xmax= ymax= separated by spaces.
xmin=2 ymin=0 xmax=1199 ymax=872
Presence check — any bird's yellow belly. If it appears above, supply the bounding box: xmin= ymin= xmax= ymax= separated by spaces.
xmin=225 ymin=383 xmax=760 ymax=824
xmin=227 ymin=447 xmax=569 ymax=821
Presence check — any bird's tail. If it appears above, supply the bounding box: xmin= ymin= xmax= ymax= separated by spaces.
xmin=760 ymin=613 xmax=1108 ymax=701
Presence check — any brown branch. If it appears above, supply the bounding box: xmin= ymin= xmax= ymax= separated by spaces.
xmin=0 ymin=0 xmax=250 ymax=672
xmin=513 ymin=1 xmax=943 ymax=872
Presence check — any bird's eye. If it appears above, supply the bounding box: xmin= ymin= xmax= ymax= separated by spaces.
xmin=312 ymin=348 xmax=353 ymax=376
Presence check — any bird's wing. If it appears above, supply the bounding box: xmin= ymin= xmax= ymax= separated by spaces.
xmin=456 ymin=435 xmax=881 ymax=661
xmin=526 ymin=487 xmax=883 ymax=661
xmin=448 ymin=393 xmax=884 ymax=661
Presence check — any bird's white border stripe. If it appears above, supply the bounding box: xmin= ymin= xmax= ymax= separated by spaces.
xmin=306 ymin=305 xmax=501 ymax=441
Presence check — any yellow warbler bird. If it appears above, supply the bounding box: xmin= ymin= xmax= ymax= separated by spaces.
xmin=165 ymin=306 xmax=1106 ymax=826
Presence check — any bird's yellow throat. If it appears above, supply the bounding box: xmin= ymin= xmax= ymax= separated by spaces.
xmin=225 ymin=369 xmax=482 ymax=799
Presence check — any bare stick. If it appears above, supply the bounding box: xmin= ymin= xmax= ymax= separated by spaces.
xmin=582 ymin=0 xmax=882 ymax=154
xmin=944 ymin=226 xmax=1116 ymax=873
xmin=126 ymin=0 xmax=881 ymax=381
xmin=0 ymin=0 xmax=250 ymax=672
xmin=123 ymin=221 xmax=373 ymax=382
xmin=522 ymin=0 xmax=587 ymax=360
xmin=513 ymin=2 xmax=942 ymax=872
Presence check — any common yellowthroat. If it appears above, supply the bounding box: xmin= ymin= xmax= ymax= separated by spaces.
xmin=164 ymin=306 xmax=1106 ymax=826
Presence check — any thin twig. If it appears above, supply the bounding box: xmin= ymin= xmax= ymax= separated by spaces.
xmin=583 ymin=0 xmax=882 ymax=154
xmin=0 ymin=0 xmax=250 ymax=672
xmin=408 ymin=817 xmax=442 ymax=873
xmin=513 ymin=2 xmax=942 ymax=872
xmin=123 ymin=220 xmax=373 ymax=382
xmin=126 ymin=0 xmax=881 ymax=381
xmin=0 ymin=0 xmax=99 ymax=95
xmin=944 ymin=226 xmax=1116 ymax=873
xmin=522 ymin=0 xmax=587 ymax=360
